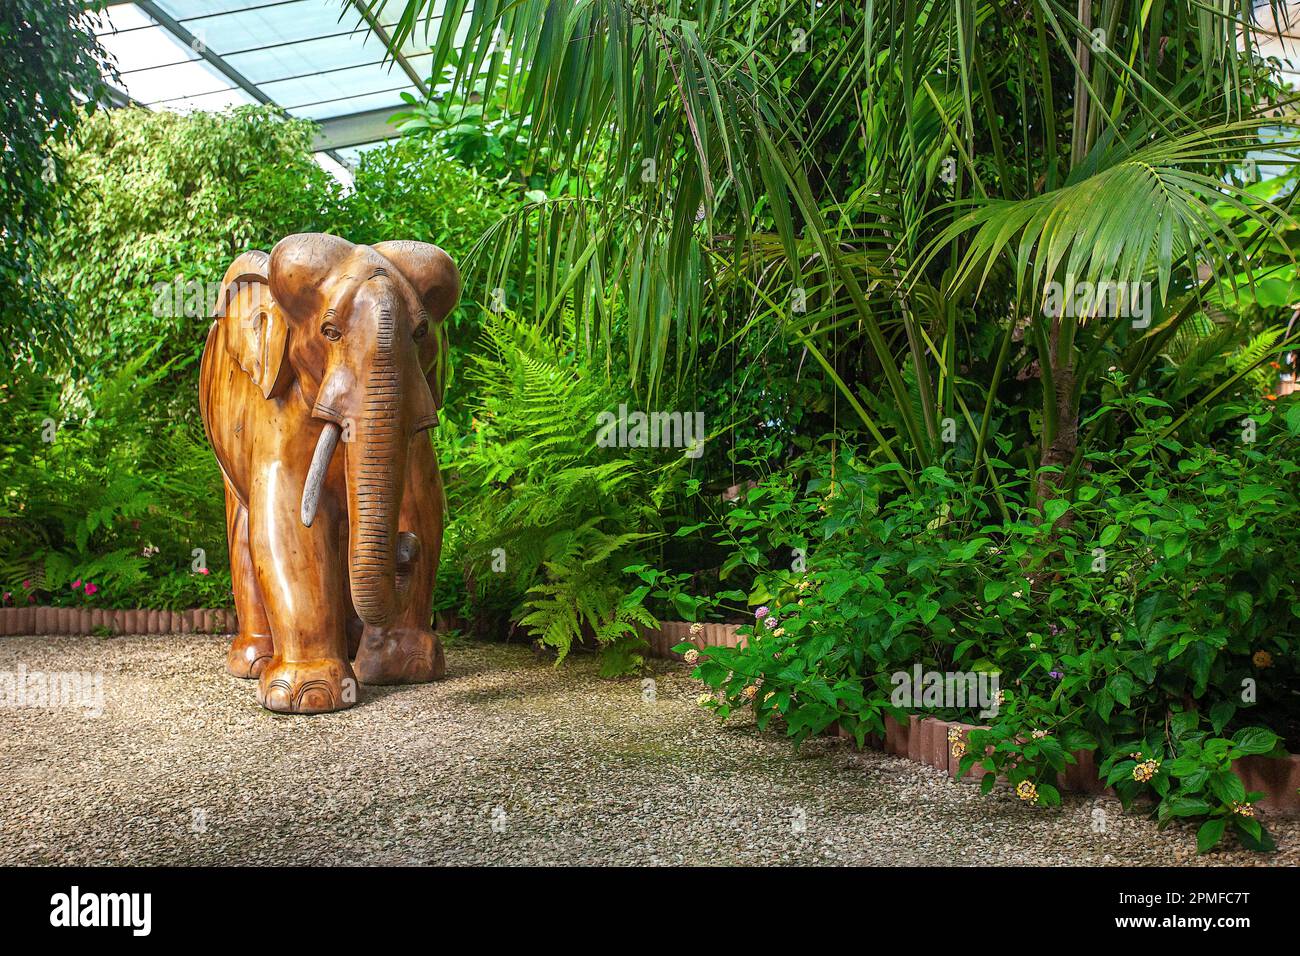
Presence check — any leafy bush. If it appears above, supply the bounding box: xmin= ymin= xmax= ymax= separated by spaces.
xmin=0 ymin=348 xmax=227 ymax=607
xmin=673 ymin=392 xmax=1300 ymax=851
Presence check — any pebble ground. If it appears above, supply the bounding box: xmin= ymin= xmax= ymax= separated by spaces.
xmin=0 ymin=633 xmax=1295 ymax=866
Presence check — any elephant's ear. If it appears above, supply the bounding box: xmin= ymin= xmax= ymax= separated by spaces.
xmin=217 ymin=250 xmax=291 ymax=400
xmin=372 ymin=240 xmax=459 ymax=408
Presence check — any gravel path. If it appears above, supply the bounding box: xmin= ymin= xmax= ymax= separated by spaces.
xmin=0 ymin=633 xmax=1295 ymax=866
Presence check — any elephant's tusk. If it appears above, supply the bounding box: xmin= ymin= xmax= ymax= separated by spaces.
xmin=300 ymin=421 xmax=341 ymax=527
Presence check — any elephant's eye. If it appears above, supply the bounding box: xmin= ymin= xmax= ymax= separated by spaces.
xmin=412 ymin=321 xmax=428 ymax=341
xmin=320 ymin=322 xmax=342 ymax=342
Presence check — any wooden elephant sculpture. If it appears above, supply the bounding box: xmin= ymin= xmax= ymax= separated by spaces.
xmin=199 ymin=233 xmax=457 ymax=714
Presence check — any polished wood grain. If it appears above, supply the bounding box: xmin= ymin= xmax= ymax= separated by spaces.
xmin=199 ymin=234 xmax=458 ymax=713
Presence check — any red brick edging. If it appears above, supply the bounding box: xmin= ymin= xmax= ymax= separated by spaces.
xmin=846 ymin=715 xmax=1300 ymax=816
xmin=0 ymin=606 xmax=237 ymax=636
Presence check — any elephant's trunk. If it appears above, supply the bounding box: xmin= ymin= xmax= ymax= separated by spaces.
xmin=347 ymin=313 xmax=405 ymax=628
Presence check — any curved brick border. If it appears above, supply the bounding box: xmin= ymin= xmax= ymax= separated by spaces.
xmin=638 ymin=620 xmax=746 ymax=659
xmin=848 ymin=716 xmax=1300 ymax=817
xmin=0 ymin=606 xmax=237 ymax=636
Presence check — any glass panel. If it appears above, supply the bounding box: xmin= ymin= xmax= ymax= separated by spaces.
xmin=228 ymin=32 xmax=392 ymax=84
xmin=154 ymin=1 xmax=298 ymax=21
xmin=124 ymin=60 xmax=236 ymax=103
xmin=291 ymin=91 xmax=410 ymax=121
xmin=156 ymin=88 xmax=260 ymax=113
xmin=265 ymin=62 xmax=413 ymax=106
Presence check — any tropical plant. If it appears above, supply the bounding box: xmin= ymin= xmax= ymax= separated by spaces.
xmin=440 ymin=309 xmax=691 ymax=672
xmin=374 ymin=0 xmax=1300 ymax=494
xmin=0 ymin=347 xmax=228 ymax=607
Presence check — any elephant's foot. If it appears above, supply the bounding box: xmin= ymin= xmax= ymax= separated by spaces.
xmin=256 ymin=657 xmax=357 ymax=714
xmin=226 ymin=631 xmax=274 ymax=679
xmin=354 ymin=626 xmax=446 ymax=685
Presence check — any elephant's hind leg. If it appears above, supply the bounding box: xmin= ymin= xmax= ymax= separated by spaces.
xmin=223 ymin=484 xmax=274 ymax=679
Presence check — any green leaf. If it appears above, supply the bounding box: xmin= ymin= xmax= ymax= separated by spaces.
xmin=1196 ymin=818 xmax=1226 ymax=853
xmin=1231 ymin=727 xmax=1280 ymax=756
xmin=984 ymin=580 xmax=1007 ymax=602
xmin=1164 ymin=531 xmax=1188 ymax=559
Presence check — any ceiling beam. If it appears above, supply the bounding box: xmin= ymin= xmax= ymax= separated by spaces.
xmin=129 ymin=0 xmax=350 ymax=164
xmin=311 ymin=105 xmax=404 ymax=151
xmin=132 ymin=0 xmax=276 ymax=107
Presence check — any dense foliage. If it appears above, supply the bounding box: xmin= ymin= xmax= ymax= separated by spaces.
xmin=0 ymin=0 xmax=109 ymax=370
xmin=372 ymin=0 xmax=1300 ymax=849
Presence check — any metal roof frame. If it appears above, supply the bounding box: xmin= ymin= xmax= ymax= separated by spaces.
xmin=101 ymin=1 xmax=428 ymax=165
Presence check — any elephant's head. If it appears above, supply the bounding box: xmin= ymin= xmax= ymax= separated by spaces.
xmin=218 ymin=233 xmax=457 ymax=628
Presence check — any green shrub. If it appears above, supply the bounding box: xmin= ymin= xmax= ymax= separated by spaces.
xmin=671 ymin=392 xmax=1300 ymax=852
xmin=0 ymin=348 xmax=228 ymax=607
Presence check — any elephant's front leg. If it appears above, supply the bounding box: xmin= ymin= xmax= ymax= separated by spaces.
xmin=353 ymin=434 xmax=446 ymax=684
xmin=249 ymin=461 xmax=357 ymax=714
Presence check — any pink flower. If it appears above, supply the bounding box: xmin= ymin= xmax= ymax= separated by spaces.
xmin=84 ymin=583 xmax=99 ymax=596
xmin=198 ymin=567 xmax=210 ymax=576
xmin=22 ymin=579 xmax=31 ymax=590
xmin=755 ymin=606 xmax=771 ymax=620
xmin=1 ymin=592 xmax=9 ymax=604
xmin=71 ymin=579 xmax=82 ymax=590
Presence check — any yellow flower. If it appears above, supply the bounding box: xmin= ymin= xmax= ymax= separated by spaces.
xmin=683 ymin=649 xmax=700 ymax=665
xmin=1232 ymin=802 xmax=1255 ymax=818
xmin=1031 ymin=729 xmax=1047 ymax=739
xmin=1132 ymin=759 xmax=1160 ymax=783
xmin=1253 ymin=650 xmax=1273 ymax=669
xmin=695 ymin=693 xmax=713 ymax=708
xmin=741 ymin=684 xmax=758 ymax=701
xmin=1015 ymin=780 xmax=1038 ymax=803
xmin=947 ymin=726 xmax=963 ymax=743
xmin=950 ymin=741 xmax=967 ymax=759
xmin=772 ymin=627 xmax=786 ymax=638
xmin=689 ymin=622 xmax=703 ymax=636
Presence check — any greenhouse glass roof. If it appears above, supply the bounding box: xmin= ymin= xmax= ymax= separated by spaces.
xmin=95 ymin=1 xmax=463 ymax=173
